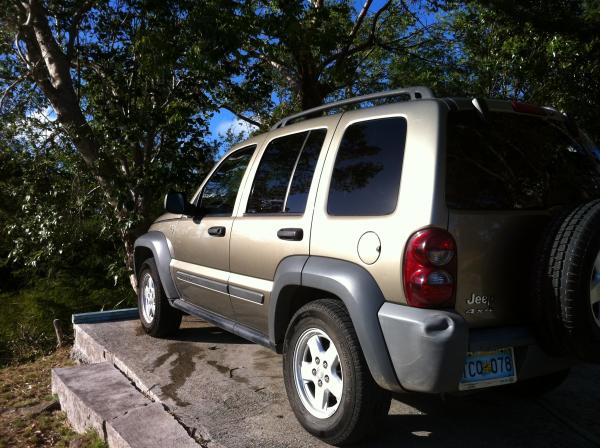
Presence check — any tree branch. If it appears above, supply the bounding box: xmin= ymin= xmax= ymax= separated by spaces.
xmin=247 ymin=46 xmax=298 ymax=87
xmin=0 ymin=72 xmax=30 ymax=112
xmin=321 ymin=0 xmax=393 ymax=69
xmin=66 ymin=0 xmax=96 ymax=61
xmin=349 ymin=0 xmax=373 ymax=41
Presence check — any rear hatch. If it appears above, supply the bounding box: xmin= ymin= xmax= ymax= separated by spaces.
xmin=445 ymin=102 xmax=600 ymax=327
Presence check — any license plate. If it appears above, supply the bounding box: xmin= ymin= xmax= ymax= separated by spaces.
xmin=459 ymin=347 xmax=517 ymax=391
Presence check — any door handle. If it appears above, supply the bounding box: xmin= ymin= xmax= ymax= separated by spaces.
xmin=277 ymin=228 xmax=303 ymax=241
xmin=208 ymin=226 xmax=226 ymax=237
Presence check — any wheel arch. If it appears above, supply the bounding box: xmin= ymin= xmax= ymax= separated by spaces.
xmin=269 ymin=255 xmax=401 ymax=392
xmin=134 ymin=231 xmax=179 ymax=299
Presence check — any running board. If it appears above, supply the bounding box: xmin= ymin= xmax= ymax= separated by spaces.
xmin=170 ymin=299 xmax=275 ymax=350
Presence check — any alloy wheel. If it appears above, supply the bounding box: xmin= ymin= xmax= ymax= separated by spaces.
xmin=292 ymin=328 xmax=343 ymax=419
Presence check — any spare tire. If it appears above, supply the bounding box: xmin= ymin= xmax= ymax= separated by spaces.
xmin=532 ymin=199 xmax=600 ymax=362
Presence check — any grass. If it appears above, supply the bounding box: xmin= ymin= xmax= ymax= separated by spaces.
xmin=0 ymin=347 xmax=107 ymax=448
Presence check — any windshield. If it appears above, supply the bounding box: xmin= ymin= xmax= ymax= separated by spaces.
xmin=446 ymin=110 xmax=600 ymax=210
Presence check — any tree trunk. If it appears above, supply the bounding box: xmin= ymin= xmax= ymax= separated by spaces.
xmin=124 ymin=232 xmax=138 ymax=292
xmin=300 ymin=78 xmax=327 ymax=110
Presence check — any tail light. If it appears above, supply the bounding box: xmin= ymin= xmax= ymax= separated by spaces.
xmin=403 ymin=228 xmax=457 ymax=308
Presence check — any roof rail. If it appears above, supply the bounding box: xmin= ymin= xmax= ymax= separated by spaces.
xmin=271 ymin=86 xmax=434 ymax=130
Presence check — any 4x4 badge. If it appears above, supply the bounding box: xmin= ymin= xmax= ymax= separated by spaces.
xmin=465 ymin=293 xmax=495 ymax=314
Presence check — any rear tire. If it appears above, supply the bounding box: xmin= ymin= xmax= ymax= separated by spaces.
xmin=138 ymin=258 xmax=182 ymax=337
xmin=282 ymin=299 xmax=391 ymax=446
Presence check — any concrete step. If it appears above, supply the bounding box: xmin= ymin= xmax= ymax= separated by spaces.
xmin=52 ymin=362 xmax=199 ymax=448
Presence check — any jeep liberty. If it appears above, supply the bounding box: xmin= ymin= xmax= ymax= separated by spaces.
xmin=133 ymin=87 xmax=600 ymax=445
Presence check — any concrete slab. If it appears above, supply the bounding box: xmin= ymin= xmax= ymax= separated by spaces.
xmin=52 ymin=362 xmax=201 ymax=447
xmin=106 ymin=403 xmax=199 ymax=448
xmin=74 ymin=317 xmax=600 ymax=448
xmin=52 ymin=362 xmax=149 ymax=435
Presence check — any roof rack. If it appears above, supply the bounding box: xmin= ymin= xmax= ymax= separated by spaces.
xmin=271 ymin=86 xmax=434 ymax=130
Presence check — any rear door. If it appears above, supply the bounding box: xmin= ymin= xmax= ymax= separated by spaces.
xmin=445 ymin=106 xmax=600 ymax=327
xmin=228 ymin=117 xmax=339 ymax=333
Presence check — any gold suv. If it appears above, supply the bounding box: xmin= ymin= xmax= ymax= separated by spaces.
xmin=134 ymin=87 xmax=600 ymax=445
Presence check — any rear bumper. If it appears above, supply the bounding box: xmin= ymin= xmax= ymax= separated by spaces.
xmin=377 ymin=302 xmax=574 ymax=393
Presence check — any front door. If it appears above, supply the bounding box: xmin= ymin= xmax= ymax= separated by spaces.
xmin=171 ymin=144 xmax=257 ymax=318
xmin=229 ymin=118 xmax=339 ymax=333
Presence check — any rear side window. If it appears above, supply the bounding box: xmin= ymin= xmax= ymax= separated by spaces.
xmin=327 ymin=117 xmax=407 ymax=216
xmin=200 ymin=145 xmax=255 ymax=215
xmin=285 ymin=130 xmax=327 ymax=213
xmin=246 ymin=129 xmax=327 ymax=214
xmin=446 ymin=111 xmax=600 ymax=210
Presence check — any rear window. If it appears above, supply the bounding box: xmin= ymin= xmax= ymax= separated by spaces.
xmin=446 ymin=111 xmax=600 ymax=210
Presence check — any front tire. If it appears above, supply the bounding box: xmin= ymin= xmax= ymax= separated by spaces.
xmin=283 ymin=299 xmax=391 ymax=446
xmin=138 ymin=258 xmax=181 ymax=337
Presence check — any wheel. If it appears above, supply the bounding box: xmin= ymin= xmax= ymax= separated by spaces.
xmin=282 ymin=299 xmax=391 ymax=446
xmin=532 ymin=199 xmax=600 ymax=362
xmin=138 ymin=258 xmax=182 ymax=337
xmin=507 ymin=369 xmax=570 ymax=397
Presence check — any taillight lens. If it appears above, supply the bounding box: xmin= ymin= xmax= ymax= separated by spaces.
xmin=403 ymin=228 xmax=457 ymax=308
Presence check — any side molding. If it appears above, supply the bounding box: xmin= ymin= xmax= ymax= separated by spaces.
xmin=134 ymin=231 xmax=179 ymax=299
xmin=269 ymin=255 xmax=402 ymax=392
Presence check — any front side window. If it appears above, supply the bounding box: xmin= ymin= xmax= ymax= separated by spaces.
xmin=327 ymin=117 xmax=407 ymax=216
xmin=200 ymin=145 xmax=255 ymax=215
xmin=246 ymin=129 xmax=326 ymax=214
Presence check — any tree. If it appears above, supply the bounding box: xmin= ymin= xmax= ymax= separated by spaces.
xmin=0 ymin=0 xmax=239 ymax=286
xmin=221 ymin=0 xmax=439 ymax=126
xmin=441 ymin=0 xmax=600 ymax=139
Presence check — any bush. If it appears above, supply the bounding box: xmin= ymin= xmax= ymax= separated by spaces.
xmin=0 ymin=275 xmax=134 ymax=366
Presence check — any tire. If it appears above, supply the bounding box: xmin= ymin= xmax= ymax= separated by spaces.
xmin=507 ymin=369 xmax=570 ymax=397
xmin=282 ymin=299 xmax=391 ymax=446
xmin=532 ymin=199 xmax=600 ymax=362
xmin=138 ymin=258 xmax=182 ymax=337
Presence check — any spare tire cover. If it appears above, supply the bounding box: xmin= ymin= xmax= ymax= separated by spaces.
xmin=532 ymin=199 xmax=600 ymax=362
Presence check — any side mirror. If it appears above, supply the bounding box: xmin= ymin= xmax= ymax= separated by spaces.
xmin=164 ymin=192 xmax=197 ymax=216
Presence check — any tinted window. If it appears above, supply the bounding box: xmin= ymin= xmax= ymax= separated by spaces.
xmin=247 ymin=132 xmax=308 ymax=213
xmin=285 ymin=129 xmax=327 ymax=213
xmin=446 ymin=111 xmax=600 ymax=210
xmin=200 ymin=145 xmax=255 ymax=215
xmin=327 ymin=118 xmax=407 ymax=216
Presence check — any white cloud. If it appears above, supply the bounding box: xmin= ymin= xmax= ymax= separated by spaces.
xmin=16 ymin=106 xmax=58 ymax=146
xmin=26 ymin=106 xmax=57 ymax=123
xmin=215 ymin=117 xmax=258 ymax=136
